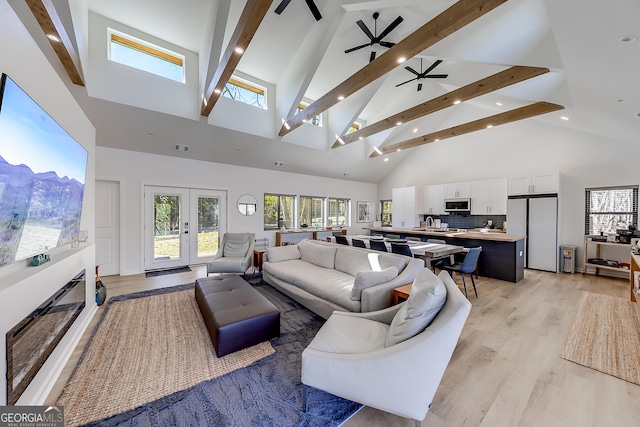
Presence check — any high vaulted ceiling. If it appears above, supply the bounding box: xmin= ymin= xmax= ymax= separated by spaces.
xmin=11 ymin=0 xmax=640 ymax=182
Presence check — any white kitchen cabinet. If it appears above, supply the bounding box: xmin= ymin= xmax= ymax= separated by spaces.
xmin=471 ymin=179 xmax=507 ymax=214
xmin=444 ymin=182 xmax=471 ymax=199
xmin=422 ymin=184 xmax=445 ymax=215
xmin=392 ymin=186 xmax=421 ymax=228
xmin=508 ymin=172 xmax=559 ymax=195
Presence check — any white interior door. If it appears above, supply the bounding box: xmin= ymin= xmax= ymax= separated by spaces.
xmin=95 ymin=180 xmax=120 ymax=276
xmin=144 ymin=186 xmax=226 ymax=271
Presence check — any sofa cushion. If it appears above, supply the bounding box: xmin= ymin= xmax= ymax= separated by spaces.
xmin=266 ymin=245 xmax=300 ymax=263
xmin=298 ymin=239 xmax=337 ymax=269
xmin=350 ymin=266 xmax=399 ymax=301
xmin=385 ymin=268 xmax=447 ymax=347
xmin=306 ymin=314 xmax=389 ymax=354
xmin=334 ymin=247 xmax=405 ymax=277
xmin=223 ymin=233 xmax=251 ymax=257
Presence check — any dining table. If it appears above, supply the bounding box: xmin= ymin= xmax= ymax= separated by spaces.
xmin=331 ymin=235 xmax=465 ymax=269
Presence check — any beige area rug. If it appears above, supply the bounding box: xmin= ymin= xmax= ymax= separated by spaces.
xmin=57 ymin=288 xmax=275 ymax=426
xmin=561 ymin=293 xmax=640 ymax=386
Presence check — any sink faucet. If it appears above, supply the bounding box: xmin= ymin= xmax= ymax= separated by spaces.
xmin=426 ymin=216 xmax=434 ymax=228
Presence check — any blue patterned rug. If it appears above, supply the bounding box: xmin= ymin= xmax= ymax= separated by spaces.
xmin=80 ymin=275 xmax=362 ymax=426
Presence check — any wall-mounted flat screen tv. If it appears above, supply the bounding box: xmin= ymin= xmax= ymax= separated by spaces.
xmin=0 ymin=73 xmax=88 ymax=267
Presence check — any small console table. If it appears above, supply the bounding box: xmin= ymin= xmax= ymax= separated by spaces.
xmin=583 ymin=236 xmax=630 ymax=278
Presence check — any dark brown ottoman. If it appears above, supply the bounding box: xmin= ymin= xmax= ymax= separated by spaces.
xmin=195 ymin=275 xmax=280 ymax=357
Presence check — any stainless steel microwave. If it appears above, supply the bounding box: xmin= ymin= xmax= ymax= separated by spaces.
xmin=444 ymin=198 xmax=471 ymax=212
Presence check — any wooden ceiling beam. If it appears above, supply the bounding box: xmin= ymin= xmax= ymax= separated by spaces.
xmin=332 ymin=66 xmax=550 ymax=149
xmin=369 ymin=101 xmax=564 ymax=157
xmin=25 ymin=0 xmax=84 ymax=86
xmin=278 ymin=0 xmax=510 ymax=137
xmin=201 ymin=0 xmax=274 ymax=116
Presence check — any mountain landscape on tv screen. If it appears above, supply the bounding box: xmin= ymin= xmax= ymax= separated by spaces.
xmin=0 ymin=155 xmax=84 ymax=265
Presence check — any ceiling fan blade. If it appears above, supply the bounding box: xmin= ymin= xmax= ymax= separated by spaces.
xmin=404 ymin=66 xmax=420 ymax=76
xmin=378 ymin=41 xmax=395 ymax=49
xmin=425 ymin=74 xmax=449 ymax=78
xmin=417 ymin=83 xmax=423 ymax=91
xmin=305 ymin=0 xmax=322 ymax=21
xmin=377 ymin=16 xmax=403 ymax=41
xmin=344 ymin=43 xmax=371 ymax=54
xmin=356 ymin=20 xmax=375 ymax=40
xmin=423 ymin=59 xmax=443 ymax=74
xmin=370 ymin=51 xmax=377 ymax=62
xmin=395 ymin=77 xmax=417 ymax=87
xmin=274 ymin=0 xmax=292 ymax=15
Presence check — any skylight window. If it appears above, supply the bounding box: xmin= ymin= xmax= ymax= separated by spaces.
xmin=108 ymin=29 xmax=185 ymax=83
xmin=222 ymin=77 xmax=266 ymax=110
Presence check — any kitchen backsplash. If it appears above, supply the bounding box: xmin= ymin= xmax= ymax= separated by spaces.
xmin=422 ymin=214 xmax=506 ymax=230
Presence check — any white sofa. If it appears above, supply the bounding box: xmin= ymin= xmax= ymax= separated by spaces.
xmin=262 ymin=239 xmax=424 ymax=319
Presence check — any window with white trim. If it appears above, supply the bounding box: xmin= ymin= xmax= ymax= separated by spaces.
xmin=108 ymin=28 xmax=185 ymax=83
xmin=585 ymin=186 xmax=638 ymax=234
xmin=327 ymin=198 xmax=350 ymax=227
xmin=299 ymin=196 xmax=325 ymax=228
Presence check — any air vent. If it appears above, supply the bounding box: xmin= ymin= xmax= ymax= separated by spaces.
xmin=274 ymin=161 xmax=284 ymax=167
xmin=175 ymin=144 xmax=189 ymax=152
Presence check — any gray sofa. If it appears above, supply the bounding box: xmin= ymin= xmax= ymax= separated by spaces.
xmin=262 ymin=239 xmax=424 ymax=319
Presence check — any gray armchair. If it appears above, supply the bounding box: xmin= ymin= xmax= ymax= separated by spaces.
xmin=301 ymin=269 xmax=471 ymax=426
xmin=206 ymin=232 xmax=255 ymax=276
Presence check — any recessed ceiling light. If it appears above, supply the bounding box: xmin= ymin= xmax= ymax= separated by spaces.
xmin=396 ymin=149 xmax=401 ymax=152
xmin=620 ymin=36 xmax=638 ymax=43
xmin=396 ymin=121 xmax=402 ymax=126
xmin=453 ymin=100 xmax=461 ymax=105
xmin=413 ymin=128 xmax=418 ymax=133
xmin=235 ymin=47 xmax=244 ymax=54
xmin=560 ymin=116 xmax=569 ymax=121
xmin=47 ymin=34 xmax=61 ymax=42
xmin=338 ymin=95 xmax=344 ymax=101
xmin=384 ymin=157 xmax=389 ymax=162
xmin=435 ymin=138 xmax=440 ymax=142
xmin=486 ymin=124 xmax=493 ymax=129
xmin=397 ymin=57 xmax=406 ymax=63
xmin=496 ymin=102 xmax=502 ymax=106
xmin=358 ymin=136 xmax=363 ymax=140
xmin=302 ymin=119 xmax=307 ymax=123
xmin=214 ymin=89 xmax=221 ymax=94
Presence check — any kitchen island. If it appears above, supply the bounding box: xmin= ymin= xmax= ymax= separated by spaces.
xmin=365 ymin=227 xmax=525 ymax=283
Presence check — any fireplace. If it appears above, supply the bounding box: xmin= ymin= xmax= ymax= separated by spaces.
xmin=6 ymin=270 xmax=86 ymax=405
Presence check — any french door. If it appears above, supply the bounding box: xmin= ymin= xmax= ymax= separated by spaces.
xmin=144 ymin=186 xmax=226 ymax=271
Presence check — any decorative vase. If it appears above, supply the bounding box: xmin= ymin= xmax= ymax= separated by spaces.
xmin=95 ymin=266 xmax=107 ymax=306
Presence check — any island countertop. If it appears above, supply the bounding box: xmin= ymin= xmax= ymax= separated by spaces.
xmin=364 ymin=227 xmax=525 ymax=243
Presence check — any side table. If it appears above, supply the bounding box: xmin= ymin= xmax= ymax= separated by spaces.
xmin=253 ymin=249 xmax=266 ymax=274
xmin=392 ymin=283 xmax=412 ymax=305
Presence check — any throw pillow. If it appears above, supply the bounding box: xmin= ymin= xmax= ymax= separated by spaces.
xmin=266 ymin=245 xmax=301 ymax=263
xmin=350 ymin=266 xmax=399 ymax=301
xmin=298 ymin=240 xmax=337 ymax=269
xmin=385 ymin=268 xmax=447 ymax=347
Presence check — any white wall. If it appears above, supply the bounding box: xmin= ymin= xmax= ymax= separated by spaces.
xmin=96 ymin=147 xmax=377 ymax=275
xmin=377 ymin=118 xmax=639 ymax=271
xmin=0 ymin=0 xmax=96 ymax=405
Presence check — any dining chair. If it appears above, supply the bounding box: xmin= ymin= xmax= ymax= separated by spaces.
xmin=390 ymin=242 xmax=413 ymax=257
xmin=405 ymin=236 xmax=421 ymax=242
xmin=385 ymin=234 xmax=401 ymax=240
xmin=442 ymin=247 xmax=482 ymax=298
xmin=335 ymin=235 xmax=349 ymax=245
xmin=351 ymin=238 xmax=366 ymax=248
xmin=426 ymin=239 xmax=446 ymax=244
xmin=369 ymin=239 xmax=388 ymax=252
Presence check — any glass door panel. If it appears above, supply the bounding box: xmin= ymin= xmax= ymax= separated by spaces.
xmin=189 ymin=189 xmax=226 ymax=264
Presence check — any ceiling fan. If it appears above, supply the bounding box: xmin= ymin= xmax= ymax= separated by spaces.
xmin=396 ymin=59 xmax=448 ymax=91
xmin=344 ymin=12 xmax=403 ymax=62
xmin=274 ymin=0 xmax=322 ymax=21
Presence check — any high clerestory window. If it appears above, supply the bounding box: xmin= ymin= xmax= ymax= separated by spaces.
xmin=585 ymin=185 xmax=638 ymax=234
xmin=222 ymin=77 xmax=267 ymax=110
xmin=297 ymin=102 xmax=322 ymax=126
xmin=108 ymin=28 xmax=185 ymax=83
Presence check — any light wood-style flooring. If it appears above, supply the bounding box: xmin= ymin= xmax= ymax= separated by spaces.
xmin=46 ymin=267 xmax=640 ymax=426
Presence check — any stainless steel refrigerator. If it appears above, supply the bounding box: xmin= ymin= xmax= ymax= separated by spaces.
xmin=506 ymin=196 xmax=558 ymax=272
